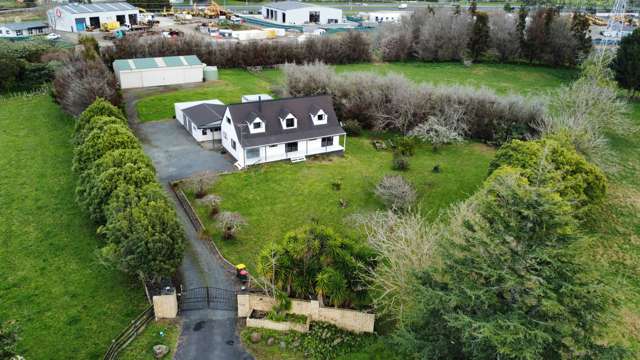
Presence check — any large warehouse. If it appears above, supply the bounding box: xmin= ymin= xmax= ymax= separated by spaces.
xmin=113 ymin=55 xmax=204 ymax=89
xmin=47 ymin=2 xmax=139 ymax=32
xmin=261 ymin=1 xmax=342 ymax=25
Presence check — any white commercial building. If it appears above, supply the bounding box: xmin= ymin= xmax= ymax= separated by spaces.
xmin=47 ymin=2 xmax=139 ymax=32
xmin=261 ymin=1 xmax=342 ymax=25
xmin=366 ymin=11 xmax=410 ymax=23
xmin=113 ymin=55 xmax=204 ymax=89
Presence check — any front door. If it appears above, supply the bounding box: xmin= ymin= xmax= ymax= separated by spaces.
xmin=75 ymin=18 xmax=86 ymax=31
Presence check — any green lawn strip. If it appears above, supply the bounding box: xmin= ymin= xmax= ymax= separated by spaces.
xmin=135 ymin=68 xmax=278 ymax=122
xmin=187 ymin=137 xmax=494 ymax=272
xmin=582 ymin=101 xmax=640 ymax=353
xmin=0 ymin=95 xmax=147 ymax=359
xmin=119 ymin=320 xmax=181 ymax=360
xmin=134 ymin=63 xmax=576 ymax=122
xmin=334 ymin=62 xmax=577 ymax=95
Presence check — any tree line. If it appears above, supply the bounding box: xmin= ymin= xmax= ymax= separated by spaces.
xmin=71 ymin=98 xmax=185 ymax=284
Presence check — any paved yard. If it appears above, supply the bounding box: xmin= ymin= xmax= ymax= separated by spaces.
xmin=136 ymin=120 xmax=234 ymax=182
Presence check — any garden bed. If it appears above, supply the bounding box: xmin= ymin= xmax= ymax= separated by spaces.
xmin=247 ymin=310 xmax=310 ymax=333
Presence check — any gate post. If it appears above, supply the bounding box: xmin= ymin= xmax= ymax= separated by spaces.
xmin=153 ymin=287 xmax=178 ymax=319
xmin=206 ymin=287 xmax=210 ymax=308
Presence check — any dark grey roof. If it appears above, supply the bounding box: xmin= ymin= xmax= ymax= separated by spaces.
xmin=263 ymin=1 xmax=311 ymax=11
xmin=229 ymin=95 xmax=345 ymax=148
xmin=0 ymin=21 xmax=48 ymax=31
xmin=183 ymin=103 xmax=226 ymax=128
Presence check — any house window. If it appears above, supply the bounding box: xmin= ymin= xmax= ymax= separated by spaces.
xmin=201 ymin=129 xmax=208 ymax=136
xmin=16 ymin=30 xmax=22 ymax=36
xmin=231 ymin=139 xmax=236 ymax=150
xmin=285 ymin=117 xmax=295 ymax=128
xmin=317 ymin=114 xmax=324 ymax=121
xmin=246 ymin=148 xmax=259 ymax=159
xmin=321 ymin=137 xmax=333 ymax=147
xmin=285 ymin=142 xmax=298 ymax=153
xmin=226 ymin=117 xmax=231 ymax=124
xmin=28 ymin=29 xmax=33 ymax=35
xmin=253 ymin=121 xmax=261 ymax=129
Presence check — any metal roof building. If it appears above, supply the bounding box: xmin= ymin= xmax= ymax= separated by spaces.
xmin=47 ymin=2 xmax=139 ymax=32
xmin=113 ymin=55 xmax=205 ymax=89
xmin=0 ymin=21 xmax=50 ymax=38
xmin=261 ymin=1 xmax=342 ymax=25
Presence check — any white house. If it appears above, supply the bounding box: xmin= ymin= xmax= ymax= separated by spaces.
xmin=179 ymin=95 xmax=346 ymax=168
xmin=113 ymin=55 xmax=204 ymax=89
xmin=0 ymin=21 xmax=50 ymax=38
xmin=175 ymin=100 xmax=225 ymax=143
xmin=261 ymin=1 xmax=342 ymax=25
xmin=47 ymin=2 xmax=139 ymax=32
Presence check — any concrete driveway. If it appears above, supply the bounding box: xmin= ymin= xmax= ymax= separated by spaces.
xmin=136 ymin=120 xmax=234 ymax=182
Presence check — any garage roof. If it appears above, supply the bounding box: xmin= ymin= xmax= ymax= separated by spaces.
xmin=58 ymin=2 xmax=137 ymax=14
xmin=0 ymin=21 xmax=48 ymax=31
xmin=113 ymin=55 xmax=203 ymax=72
xmin=263 ymin=1 xmax=311 ymax=11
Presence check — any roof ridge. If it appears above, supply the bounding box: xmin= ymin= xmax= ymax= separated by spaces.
xmin=226 ymin=94 xmax=330 ymax=107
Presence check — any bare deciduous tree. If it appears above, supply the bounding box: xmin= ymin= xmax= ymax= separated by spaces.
xmin=409 ymin=107 xmax=467 ymax=151
xmin=216 ymin=211 xmax=247 ymax=240
xmin=489 ymin=12 xmax=521 ymax=62
xmin=374 ymin=175 xmax=417 ymax=212
xmin=350 ymin=211 xmax=439 ymax=319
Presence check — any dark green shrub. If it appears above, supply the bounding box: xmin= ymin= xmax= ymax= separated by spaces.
xmin=0 ymin=319 xmax=19 ymax=359
xmin=342 ymin=120 xmax=362 ymax=136
xmin=489 ymin=137 xmax=606 ymax=212
xmin=75 ymin=115 xmax=127 ymax=145
xmin=72 ymin=124 xmax=140 ymax=175
xmin=75 ymin=97 xmax=126 ymax=136
xmin=392 ymin=155 xmax=410 ymax=171
xmin=395 ymin=136 xmax=416 ymax=156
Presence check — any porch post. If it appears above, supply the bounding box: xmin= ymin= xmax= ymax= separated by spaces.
xmin=343 ymin=134 xmax=347 ymax=152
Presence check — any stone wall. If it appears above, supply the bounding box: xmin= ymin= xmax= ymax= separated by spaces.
xmin=246 ymin=317 xmax=310 ymax=332
xmin=237 ymin=293 xmax=375 ymax=333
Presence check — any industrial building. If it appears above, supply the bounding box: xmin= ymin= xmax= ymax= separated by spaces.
xmin=0 ymin=21 xmax=50 ymax=38
xmin=365 ymin=11 xmax=410 ymax=23
xmin=113 ymin=55 xmax=204 ymax=89
xmin=261 ymin=1 xmax=342 ymax=25
xmin=47 ymin=2 xmax=139 ymax=32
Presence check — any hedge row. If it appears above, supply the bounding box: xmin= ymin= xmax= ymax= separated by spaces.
xmin=72 ymin=98 xmax=185 ymax=283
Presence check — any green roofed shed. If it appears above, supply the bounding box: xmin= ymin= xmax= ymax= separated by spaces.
xmin=112 ymin=55 xmax=204 ymax=89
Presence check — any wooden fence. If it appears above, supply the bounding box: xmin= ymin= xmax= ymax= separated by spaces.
xmin=103 ymin=306 xmax=154 ymax=360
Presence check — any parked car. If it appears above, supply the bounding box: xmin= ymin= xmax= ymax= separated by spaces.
xmin=398 ymin=3 xmax=408 ymax=8
xmin=46 ymin=33 xmax=61 ymax=40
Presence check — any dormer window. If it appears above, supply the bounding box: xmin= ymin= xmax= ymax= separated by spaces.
xmin=285 ymin=117 xmax=295 ymax=128
xmin=248 ymin=116 xmax=265 ymax=134
xmin=311 ymin=108 xmax=327 ymax=125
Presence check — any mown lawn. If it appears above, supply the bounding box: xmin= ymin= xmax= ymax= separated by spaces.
xmin=188 ymin=137 xmax=494 ymax=271
xmin=135 ymin=68 xmax=278 ymax=122
xmin=135 ymin=62 xmax=576 ymax=122
xmin=0 ymin=95 xmax=147 ymax=359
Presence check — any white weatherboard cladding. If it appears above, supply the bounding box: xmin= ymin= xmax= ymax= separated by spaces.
xmin=174 ymin=99 xmax=223 ymax=142
xmin=116 ymin=65 xmax=203 ymax=89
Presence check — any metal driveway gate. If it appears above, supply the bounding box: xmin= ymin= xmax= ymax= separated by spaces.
xmin=179 ymin=287 xmax=237 ymax=311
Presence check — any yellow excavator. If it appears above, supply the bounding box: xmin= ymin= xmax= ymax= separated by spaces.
xmin=203 ymin=1 xmax=232 ymax=19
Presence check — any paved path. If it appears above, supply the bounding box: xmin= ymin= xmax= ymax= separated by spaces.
xmin=134 ymin=117 xmax=251 ymax=359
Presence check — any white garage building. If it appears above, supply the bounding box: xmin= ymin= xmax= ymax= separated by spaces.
xmin=261 ymin=1 xmax=342 ymax=25
xmin=175 ymin=100 xmax=225 ymax=142
xmin=113 ymin=55 xmax=204 ymax=89
xmin=47 ymin=2 xmax=139 ymax=32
